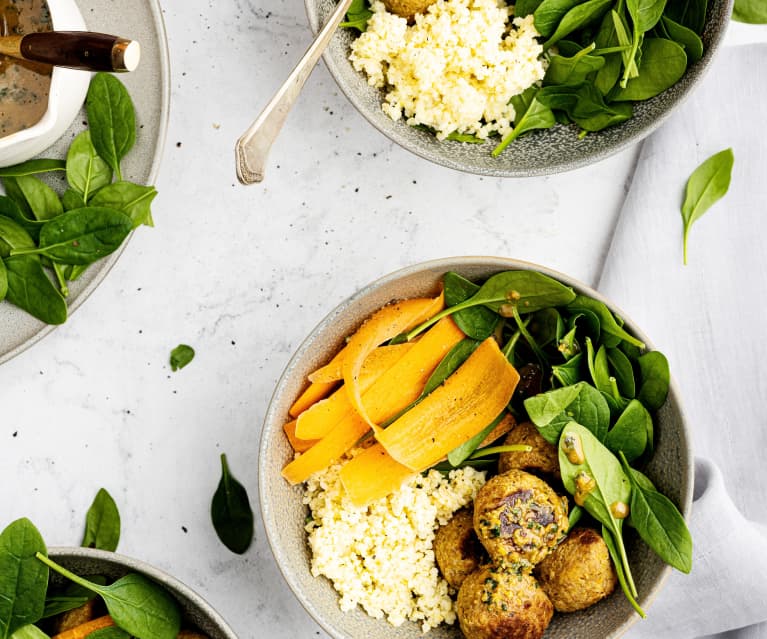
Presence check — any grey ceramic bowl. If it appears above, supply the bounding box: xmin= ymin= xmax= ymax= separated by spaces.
xmin=259 ymin=256 xmax=693 ymax=639
xmin=306 ymin=0 xmax=733 ymax=176
xmin=47 ymin=547 xmax=238 ymax=639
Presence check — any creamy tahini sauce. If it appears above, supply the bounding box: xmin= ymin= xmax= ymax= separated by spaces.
xmin=0 ymin=0 xmax=53 ymax=137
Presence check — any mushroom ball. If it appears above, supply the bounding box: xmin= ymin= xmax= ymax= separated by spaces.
xmin=535 ymin=527 xmax=617 ymax=612
xmin=498 ymin=422 xmax=560 ymax=478
xmin=456 ymin=563 xmax=553 ymax=639
xmin=434 ymin=508 xmax=485 ymax=589
xmin=474 ymin=469 xmax=568 ymax=567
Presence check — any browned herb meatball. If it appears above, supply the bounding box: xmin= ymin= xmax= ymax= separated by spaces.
xmin=535 ymin=527 xmax=617 ymax=612
xmin=382 ymin=0 xmax=436 ymax=20
xmin=474 ymin=470 xmax=568 ymax=567
xmin=456 ymin=564 xmax=553 ymax=639
xmin=434 ymin=508 xmax=485 ymax=589
xmin=498 ymin=422 xmax=560 ymax=478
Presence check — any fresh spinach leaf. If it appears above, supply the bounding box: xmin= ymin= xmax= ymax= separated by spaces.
xmin=447 ymin=412 xmax=505 ymax=466
xmin=0 ymin=216 xmax=36 ymax=257
xmin=3 ymin=176 xmax=62 ymax=222
xmin=211 ymin=453 xmax=255 ymax=555
xmin=340 ymin=0 xmax=373 ymax=31
xmin=544 ymin=44 xmax=606 ymax=86
xmin=593 ymin=12 xmax=624 ymax=94
xmin=604 ymin=399 xmax=650 ymax=461
xmin=664 ymin=0 xmax=707 ymax=33
xmin=661 ymin=15 xmax=703 ymax=61
xmin=0 ymin=519 xmax=49 ymax=639
xmin=680 ymin=148 xmax=734 ymax=265
xmin=493 ymin=87 xmax=556 ymax=155
xmin=536 ymin=82 xmax=633 ymax=131
xmin=41 ymin=577 xmax=106 ymax=618
xmin=534 ymin=0 xmax=583 ymax=37
xmin=87 ymin=628 xmax=130 ymax=639
xmin=601 ymin=524 xmax=644 ymax=615
xmin=525 ymin=381 xmax=610 ymax=443
xmin=444 ymin=131 xmax=484 ymax=143
xmin=170 ymin=344 xmax=195 ymax=371
xmin=86 ymin=73 xmax=136 ymax=181
xmin=35 ymin=555 xmax=181 ymax=639
xmin=8 ymin=626 xmax=48 ymax=639
xmin=552 ymin=352 xmax=584 ymax=386
xmin=12 ymin=208 xmax=133 ymax=266
xmin=443 ymin=272 xmax=499 ymax=339
xmin=733 ymin=0 xmax=767 ymax=22
xmin=3 ymin=256 xmax=67 ymax=324
xmin=637 ymin=350 xmax=669 ymax=411
xmin=567 ymin=295 xmax=644 ymax=348
xmin=516 ymin=0 xmax=546 ymax=15
xmin=614 ymin=38 xmax=687 ymax=100
xmin=567 ymin=505 xmax=583 ymax=530
xmin=82 ymin=488 xmax=121 ymax=552
xmin=61 ymin=190 xmax=86 ymax=212
xmin=66 ymin=131 xmax=113 ymax=202
xmin=407 ymin=270 xmax=576 ymax=339
xmin=621 ymin=454 xmax=693 ymax=572
xmin=89 ymin=182 xmax=157 ymax=228
xmin=0 ymin=261 xmax=6 ymax=301
xmin=607 ymin=346 xmax=635 ymax=398
xmin=544 ymin=0 xmax=614 ymax=48
xmin=0 ymin=160 xmax=65 ymax=177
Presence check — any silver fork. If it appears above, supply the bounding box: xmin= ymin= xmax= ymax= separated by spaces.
xmin=234 ymin=0 xmax=355 ymax=185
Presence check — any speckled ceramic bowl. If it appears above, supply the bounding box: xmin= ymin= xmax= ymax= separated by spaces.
xmin=305 ymin=0 xmax=732 ymax=176
xmin=48 ymin=547 xmax=238 ymax=639
xmin=259 ymin=256 xmax=693 ymax=639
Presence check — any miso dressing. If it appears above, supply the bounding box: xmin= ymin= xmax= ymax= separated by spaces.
xmin=0 ymin=0 xmax=53 ymax=137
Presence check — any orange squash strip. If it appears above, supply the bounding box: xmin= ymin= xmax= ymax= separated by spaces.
xmin=342 ymin=293 xmax=444 ymax=432
xmin=289 ymin=380 xmax=339 ymax=418
xmin=340 ymin=443 xmax=416 ymax=506
xmin=309 ymin=343 xmax=413 ymax=383
xmin=295 ymin=343 xmax=414 ymax=440
xmin=52 ymin=616 xmax=115 ymax=639
xmin=283 ymin=420 xmax=318 ymax=453
xmin=282 ymin=317 xmax=463 ymax=485
xmin=377 ymin=338 xmax=521 ymax=472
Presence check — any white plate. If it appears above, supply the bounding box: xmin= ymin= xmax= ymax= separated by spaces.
xmin=0 ymin=0 xmax=170 ymax=364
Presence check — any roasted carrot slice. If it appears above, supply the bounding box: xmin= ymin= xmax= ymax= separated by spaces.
xmin=308 ymin=342 xmax=413 ymax=384
xmin=289 ymin=380 xmax=339 ymax=418
xmin=342 ymin=294 xmax=444 ymax=431
xmin=295 ymin=343 xmax=414 ymax=440
xmin=51 ymin=616 xmax=115 ymax=639
xmin=340 ymin=443 xmax=415 ymax=506
xmin=283 ymin=420 xmax=318 ymax=453
xmin=377 ymin=338 xmax=520 ymax=471
xmin=282 ymin=317 xmax=463 ymax=484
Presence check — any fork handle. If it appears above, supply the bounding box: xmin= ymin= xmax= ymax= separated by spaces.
xmin=234 ymin=0 xmax=355 ymax=185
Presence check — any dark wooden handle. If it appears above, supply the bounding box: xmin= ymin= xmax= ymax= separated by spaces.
xmin=20 ymin=32 xmax=137 ymax=71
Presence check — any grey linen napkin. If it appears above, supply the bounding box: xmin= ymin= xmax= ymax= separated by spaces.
xmin=597 ymin=44 xmax=767 ymax=638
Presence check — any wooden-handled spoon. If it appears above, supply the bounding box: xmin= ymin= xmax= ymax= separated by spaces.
xmin=0 ymin=31 xmax=140 ymax=72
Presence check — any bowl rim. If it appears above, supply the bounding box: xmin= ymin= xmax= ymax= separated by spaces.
xmin=304 ymin=0 xmax=734 ymax=177
xmin=258 ymin=255 xmax=694 ymax=639
xmin=48 ymin=546 xmax=239 ymax=639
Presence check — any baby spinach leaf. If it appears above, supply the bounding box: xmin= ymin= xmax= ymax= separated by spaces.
xmin=340 ymin=0 xmax=372 ymax=31
xmin=601 ymin=524 xmax=645 ymax=615
xmin=211 ymin=453 xmax=255 ymax=555
xmin=493 ymin=87 xmax=556 ymax=156
xmin=536 ymin=83 xmax=633 ymax=131
xmin=0 ymin=261 xmax=6 ymax=301
xmin=86 ymin=73 xmax=136 ymax=181
xmin=637 ymin=350 xmax=669 ymax=411
xmin=604 ymin=399 xmax=649 ymax=461
xmin=408 ymin=270 xmax=576 ymax=340
xmin=3 ymin=176 xmax=62 ymax=222
xmin=170 ymin=344 xmax=195 ymax=371
xmin=614 ymin=38 xmax=687 ymax=100
xmin=552 ymin=352 xmax=584 ymax=386
xmin=82 ymin=488 xmax=121 ymax=552
xmin=0 ymin=159 xmax=65 ymax=177
xmin=628 ymin=0 xmax=667 ymax=33
xmin=567 ymin=505 xmax=583 ymax=531
xmin=567 ymin=295 xmax=644 ymax=348
xmin=443 ymin=272 xmax=499 ymax=339
xmin=544 ymin=44 xmax=606 ymax=86
xmin=593 ymin=13 xmax=624 ymax=94
xmin=620 ymin=454 xmax=693 ymax=573
xmin=733 ymin=0 xmax=767 ymax=22
xmin=424 ymin=339 xmax=480 ymax=397
xmin=444 ymin=131 xmax=484 ymax=144
xmin=36 ymin=555 xmax=181 ymax=639
xmin=607 ymin=346 xmax=635 ymax=398
xmin=525 ymin=381 xmax=610 ymax=443
xmin=87 ymin=628 xmax=129 ymax=639
xmin=61 ymin=190 xmax=86 ymax=212
xmin=544 ymin=0 xmax=614 ymax=48
xmin=534 ymin=0 xmax=582 ymax=37
xmin=89 ymin=182 xmax=157 ymax=229
xmin=0 ymin=198 xmax=42 ymax=241
xmin=516 ymin=0 xmax=546 ymax=16
xmin=3 ymin=256 xmax=67 ymax=324
xmin=13 ymin=208 xmax=133 ymax=266
xmin=680 ymin=148 xmax=734 ymax=265
xmin=0 ymin=519 xmax=49 ymax=639
xmin=0 ymin=216 xmax=36 ymax=257
xmin=558 ymin=423 xmax=638 ymax=597
xmin=661 ymin=15 xmax=703 ymax=61
xmin=664 ymin=0 xmax=707 ymax=33
xmin=66 ymin=131 xmax=113 ymax=202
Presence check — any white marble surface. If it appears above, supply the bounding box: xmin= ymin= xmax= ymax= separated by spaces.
xmin=0 ymin=3 xmax=765 ymax=638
